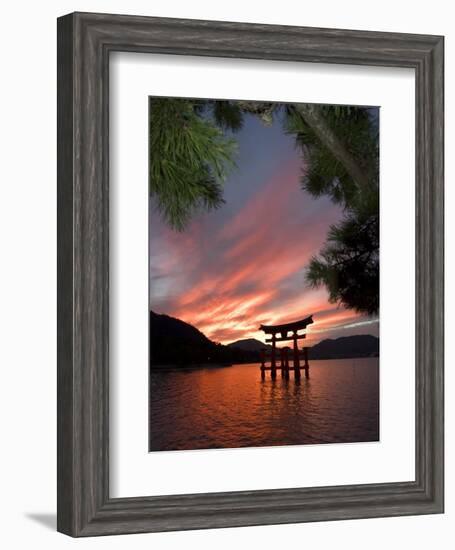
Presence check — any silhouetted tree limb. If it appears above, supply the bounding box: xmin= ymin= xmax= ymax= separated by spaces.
xmin=295 ymin=104 xmax=371 ymax=192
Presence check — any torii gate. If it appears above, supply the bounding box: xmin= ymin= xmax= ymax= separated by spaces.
xmin=259 ymin=315 xmax=313 ymax=379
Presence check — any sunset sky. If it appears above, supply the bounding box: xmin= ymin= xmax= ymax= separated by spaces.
xmin=149 ymin=108 xmax=379 ymax=346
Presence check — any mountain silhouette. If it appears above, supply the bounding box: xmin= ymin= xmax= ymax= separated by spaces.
xmin=227 ymin=335 xmax=379 ymax=360
xmin=226 ymin=338 xmax=271 ymax=352
xmin=308 ymin=335 xmax=379 ymax=359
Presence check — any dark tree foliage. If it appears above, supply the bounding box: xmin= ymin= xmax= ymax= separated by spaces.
xmin=149 ymin=98 xmax=240 ymax=230
xmin=210 ymin=100 xmax=244 ymax=131
xmin=307 ymin=213 xmax=379 ymax=315
xmin=285 ymin=105 xmax=378 ymax=207
xmin=285 ymin=105 xmax=379 ymax=315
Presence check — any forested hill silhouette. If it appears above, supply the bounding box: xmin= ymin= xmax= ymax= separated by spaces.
xmin=226 ymin=338 xmax=272 ymax=352
xmin=149 ymin=311 xmax=260 ymax=367
xmin=308 ymin=335 xmax=379 ymax=360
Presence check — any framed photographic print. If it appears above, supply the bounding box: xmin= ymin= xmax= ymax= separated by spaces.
xmin=57 ymin=12 xmax=444 ymax=536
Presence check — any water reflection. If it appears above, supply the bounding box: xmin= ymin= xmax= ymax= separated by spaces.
xmin=149 ymin=358 xmax=379 ymax=451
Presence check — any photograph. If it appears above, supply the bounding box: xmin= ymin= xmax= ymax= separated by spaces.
xmin=148 ymin=97 xmax=380 ymax=451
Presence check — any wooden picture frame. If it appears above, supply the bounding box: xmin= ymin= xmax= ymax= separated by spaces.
xmin=57 ymin=12 xmax=444 ymax=536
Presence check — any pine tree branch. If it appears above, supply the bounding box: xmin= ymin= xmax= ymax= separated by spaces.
xmin=295 ymin=104 xmax=371 ymax=191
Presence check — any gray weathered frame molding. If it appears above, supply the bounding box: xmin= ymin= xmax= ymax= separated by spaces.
xmin=57 ymin=12 xmax=444 ymax=536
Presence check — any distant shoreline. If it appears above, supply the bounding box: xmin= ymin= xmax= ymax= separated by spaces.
xmin=150 ymin=356 xmax=379 ymax=371
xmin=151 ymin=362 xmax=233 ymax=371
